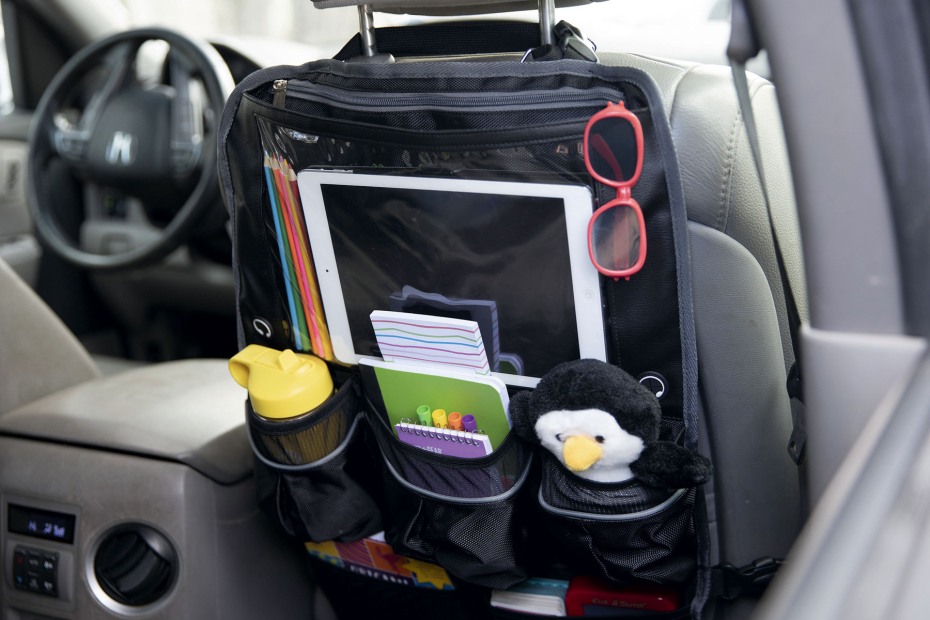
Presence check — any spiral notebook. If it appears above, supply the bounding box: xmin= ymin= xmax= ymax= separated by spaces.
xmin=394 ymin=422 xmax=493 ymax=459
xmin=359 ymin=357 xmax=511 ymax=450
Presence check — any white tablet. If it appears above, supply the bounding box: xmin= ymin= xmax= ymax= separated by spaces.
xmin=297 ymin=171 xmax=607 ymax=388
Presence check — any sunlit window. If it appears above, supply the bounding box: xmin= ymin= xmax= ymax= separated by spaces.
xmin=0 ymin=19 xmax=14 ymax=114
xmin=118 ymin=0 xmax=737 ymax=68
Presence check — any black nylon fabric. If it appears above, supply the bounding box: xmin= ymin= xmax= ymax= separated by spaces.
xmin=217 ymin=50 xmax=704 ymax=609
xmin=225 ymin=59 xmax=683 ymax=418
xmin=253 ymin=422 xmax=383 ymax=543
xmin=381 ymin=469 xmax=529 ymax=589
xmin=366 ymin=406 xmax=532 ymax=588
xmin=249 ymin=378 xmax=383 ymax=542
xmin=538 ymin=453 xmax=697 ymax=585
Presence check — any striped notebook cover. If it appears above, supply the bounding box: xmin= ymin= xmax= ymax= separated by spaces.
xmin=370 ymin=310 xmax=490 ymax=375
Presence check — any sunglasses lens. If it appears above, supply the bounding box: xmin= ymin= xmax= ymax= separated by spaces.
xmin=588 ymin=116 xmax=640 ymax=184
xmin=591 ymin=203 xmax=643 ymax=273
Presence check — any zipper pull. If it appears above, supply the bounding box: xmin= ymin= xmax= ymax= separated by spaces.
xmin=272 ymin=79 xmax=288 ymax=108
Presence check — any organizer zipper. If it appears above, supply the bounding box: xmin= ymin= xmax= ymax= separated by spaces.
xmin=273 ymin=80 xmax=624 ymax=113
xmin=272 ymin=79 xmax=288 ymax=108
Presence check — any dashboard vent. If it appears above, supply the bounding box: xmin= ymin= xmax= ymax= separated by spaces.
xmin=93 ymin=525 xmax=178 ymax=607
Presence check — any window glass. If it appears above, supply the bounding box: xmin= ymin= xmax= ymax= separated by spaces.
xmin=0 ymin=19 xmax=14 ymax=114
xmin=118 ymin=0 xmax=738 ymax=68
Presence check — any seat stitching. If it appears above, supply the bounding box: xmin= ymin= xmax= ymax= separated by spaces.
xmin=720 ymin=107 xmax=742 ymax=233
xmin=666 ymin=63 xmax=699 ymax=128
xmin=664 ymin=64 xmax=699 ymax=224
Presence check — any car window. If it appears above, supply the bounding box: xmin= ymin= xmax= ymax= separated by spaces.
xmin=0 ymin=21 xmax=15 ymax=115
xmin=117 ymin=0 xmax=738 ymax=69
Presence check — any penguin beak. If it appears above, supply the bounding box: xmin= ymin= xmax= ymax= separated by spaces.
xmin=562 ymin=435 xmax=603 ymax=472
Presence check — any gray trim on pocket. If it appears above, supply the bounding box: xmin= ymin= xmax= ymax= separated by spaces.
xmin=382 ymin=451 xmax=533 ymax=504
xmin=248 ymin=412 xmax=363 ymax=471
xmin=538 ymin=486 xmax=687 ymax=521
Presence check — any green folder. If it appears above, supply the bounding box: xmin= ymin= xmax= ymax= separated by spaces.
xmin=360 ymin=359 xmax=511 ymax=450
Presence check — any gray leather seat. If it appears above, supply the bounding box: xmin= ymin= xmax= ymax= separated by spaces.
xmin=620 ymin=53 xmax=807 ymax=566
xmin=306 ymin=2 xmax=806 ymax=616
xmin=617 ymin=54 xmax=805 ymax=617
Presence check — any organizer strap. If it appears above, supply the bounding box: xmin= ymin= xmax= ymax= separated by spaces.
xmin=710 ymin=558 xmax=783 ymax=600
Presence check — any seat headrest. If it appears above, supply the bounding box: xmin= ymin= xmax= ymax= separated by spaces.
xmin=312 ymin=0 xmax=608 ymax=16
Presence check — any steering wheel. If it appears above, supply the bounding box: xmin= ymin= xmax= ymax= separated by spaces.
xmin=26 ymin=28 xmax=235 ymax=270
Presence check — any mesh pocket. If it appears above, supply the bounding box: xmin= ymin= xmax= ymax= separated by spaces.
xmin=249 ymin=386 xmax=352 ymax=466
xmin=249 ymin=377 xmax=382 ymax=542
xmin=369 ymin=412 xmax=532 ymax=589
xmin=537 ymin=453 xmax=696 ymax=585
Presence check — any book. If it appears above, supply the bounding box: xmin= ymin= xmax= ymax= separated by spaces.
xmin=564 ymin=575 xmax=679 ymax=616
xmin=394 ymin=422 xmax=493 ymax=458
xmin=387 ymin=286 xmax=502 ymax=372
xmin=359 ymin=357 xmax=511 ymax=450
xmin=304 ymin=532 xmax=454 ymax=591
xmin=370 ymin=310 xmax=491 ymax=375
xmin=490 ymin=577 xmax=570 ymax=616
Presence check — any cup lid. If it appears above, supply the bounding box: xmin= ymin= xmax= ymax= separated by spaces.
xmin=229 ymin=345 xmax=333 ymax=418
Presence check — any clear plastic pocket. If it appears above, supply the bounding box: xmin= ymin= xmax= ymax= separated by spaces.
xmin=536 ymin=453 xmax=697 ymax=585
xmin=248 ymin=377 xmax=382 ymax=542
xmin=367 ymin=408 xmax=533 ymax=589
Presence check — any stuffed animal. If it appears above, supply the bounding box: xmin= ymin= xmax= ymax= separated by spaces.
xmin=510 ymin=359 xmax=711 ymax=488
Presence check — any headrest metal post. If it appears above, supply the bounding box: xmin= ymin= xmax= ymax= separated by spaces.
xmin=539 ymin=0 xmax=556 ymax=46
xmin=358 ymin=4 xmax=377 ymax=57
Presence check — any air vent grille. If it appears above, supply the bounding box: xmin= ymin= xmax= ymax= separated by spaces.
xmin=93 ymin=525 xmax=177 ymax=607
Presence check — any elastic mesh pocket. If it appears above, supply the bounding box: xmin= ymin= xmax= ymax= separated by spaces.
xmin=368 ymin=410 xmax=532 ymax=588
xmin=538 ymin=454 xmax=696 ymax=584
xmin=250 ymin=397 xmax=351 ymax=466
xmin=248 ymin=377 xmax=382 ymax=542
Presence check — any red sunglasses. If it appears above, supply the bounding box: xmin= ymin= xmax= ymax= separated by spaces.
xmin=583 ymin=101 xmax=646 ymax=280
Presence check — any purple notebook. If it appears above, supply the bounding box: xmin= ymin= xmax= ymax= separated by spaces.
xmin=394 ymin=422 xmax=493 ymax=459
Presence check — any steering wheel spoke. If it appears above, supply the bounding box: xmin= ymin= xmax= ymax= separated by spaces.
xmin=168 ymin=51 xmax=205 ymax=178
xmin=52 ymin=127 xmax=91 ymax=163
xmin=78 ymin=42 xmax=138 ymax=139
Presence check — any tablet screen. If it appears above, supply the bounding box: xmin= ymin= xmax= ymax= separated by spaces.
xmin=298 ymin=172 xmax=606 ymax=386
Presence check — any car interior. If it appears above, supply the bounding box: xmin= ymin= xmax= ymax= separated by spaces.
xmin=0 ymin=0 xmax=927 ymax=618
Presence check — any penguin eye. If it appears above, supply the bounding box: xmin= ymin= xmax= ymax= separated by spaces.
xmin=555 ymin=433 xmax=564 ymax=442
xmin=595 ymin=435 xmax=605 ymax=444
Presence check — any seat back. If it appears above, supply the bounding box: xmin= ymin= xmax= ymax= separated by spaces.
xmin=219 ymin=6 xmax=806 ymax=618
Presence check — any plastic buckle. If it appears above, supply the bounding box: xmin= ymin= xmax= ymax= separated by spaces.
xmin=713 ymin=558 xmax=783 ymax=600
xmin=554 ymin=21 xmax=598 ymax=62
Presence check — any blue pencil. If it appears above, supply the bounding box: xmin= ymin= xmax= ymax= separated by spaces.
xmin=263 ymin=156 xmax=303 ymax=350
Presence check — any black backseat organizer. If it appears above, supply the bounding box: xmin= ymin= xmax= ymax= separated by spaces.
xmin=219 ymin=30 xmax=710 ymax=619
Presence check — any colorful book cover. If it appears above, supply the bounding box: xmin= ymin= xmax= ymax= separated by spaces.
xmin=565 ymin=575 xmax=679 ymax=615
xmin=491 ymin=577 xmax=570 ymax=616
xmin=394 ymin=422 xmax=492 ymax=458
xmin=387 ymin=286 xmax=502 ymax=372
xmin=305 ymin=535 xmax=454 ymax=590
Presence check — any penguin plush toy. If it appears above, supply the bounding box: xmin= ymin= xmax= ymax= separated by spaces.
xmin=510 ymin=359 xmax=712 ymax=488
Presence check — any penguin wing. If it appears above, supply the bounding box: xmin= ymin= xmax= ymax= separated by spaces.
xmin=508 ymin=390 xmax=539 ymax=443
xmin=630 ymin=441 xmax=713 ymax=489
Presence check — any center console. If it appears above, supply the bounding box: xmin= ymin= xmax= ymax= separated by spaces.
xmin=0 ymin=360 xmax=318 ymax=619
